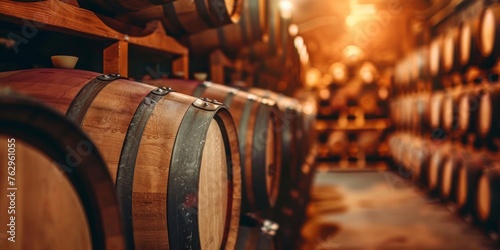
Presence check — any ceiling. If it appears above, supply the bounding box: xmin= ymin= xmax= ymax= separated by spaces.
xmin=289 ymin=0 xmax=439 ymax=73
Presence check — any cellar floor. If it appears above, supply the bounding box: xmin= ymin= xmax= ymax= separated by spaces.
xmin=300 ymin=163 xmax=499 ymax=250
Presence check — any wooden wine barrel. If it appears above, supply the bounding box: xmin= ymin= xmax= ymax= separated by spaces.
xmin=248 ymin=90 xmax=301 ymax=141
xmin=456 ymin=87 xmax=479 ymax=138
xmin=475 ymin=165 xmax=500 ymax=224
xmin=477 ymin=84 xmax=500 ymax=149
xmin=455 ymin=153 xmax=494 ymax=216
xmin=80 ymin=0 xmax=177 ymax=12
xmin=417 ymin=92 xmax=431 ymax=131
xmin=401 ymin=136 xmax=420 ymax=182
xmin=429 ymin=92 xmax=445 ymax=131
xmin=479 ymin=4 xmax=500 ymax=67
xmin=429 ymin=36 xmax=443 ymax=77
xmin=459 ymin=19 xmax=482 ymax=68
xmin=0 ymin=91 xmax=125 ymax=250
xmin=410 ymin=138 xmax=441 ymax=187
xmin=188 ymin=0 xmax=269 ymax=55
xmin=439 ymin=147 xmax=469 ymax=201
xmin=427 ymin=143 xmax=452 ymax=193
xmin=443 ymin=27 xmax=460 ymax=73
xmin=144 ymin=79 xmax=283 ymax=212
xmin=0 ymin=69 xmax=242 ymax=250
xmin=130 ymin=0 xmax=243 ymax=36
xmin=247 ymin=88 xmax=303 ymax=182
xmin=440 ymin=86 xmax=463 ymax=134
xmin=240 ymin=0 xmax=283 ymax=59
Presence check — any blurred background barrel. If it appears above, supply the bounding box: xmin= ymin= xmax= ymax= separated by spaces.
xmin=247 ymin=88 xmax=304 ymax=192
xmin=187 ymin=0 xmax=269 ymax=55
xmin=240 ymin=0 xmax=284 ymax=58
xmin=459 ymin=18 xmax=482 ymax=68
xmin=476 ymin=165 xmax=500 ymax=227
xmin=443 ymin=27 xmax=460 ymax=73
xmin=130 ymin=0 xmax=244 ymax=36
xmin=0 ymin=91 xmax=125 ymax=250
xmin=0 ymin=69 xmax=242 ymax=250
xmin=478 ymin=5 xmax=500 ymax=68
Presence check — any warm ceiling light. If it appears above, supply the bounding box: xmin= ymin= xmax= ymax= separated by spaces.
xmin=352 ymin=4 xmax=376 ymax=15
xmin=299 ymin=45 xmax=308 ymax=57
xmin=306 ymin=68 xmax=321 ymax=88
xmin=345 ymin=15 xmax=357 ymax=27
xmin=329 ymin=62 xmax=347 ymax=83
xmin=279 ymin=0 xmax=293 ymax=19
xmin=294 ymin=36 xmax=304 ymax=49
xmin=342 ymin=45 xmax=364 ymax=64
xmin=289 ymin=24 xmax=299 ymax=36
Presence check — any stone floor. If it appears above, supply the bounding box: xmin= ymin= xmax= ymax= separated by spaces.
xmin=300 ymin=165 xmax=499 ymax=250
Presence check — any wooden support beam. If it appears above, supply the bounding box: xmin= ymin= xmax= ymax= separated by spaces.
xmin=210 ymin=50 xmax=233 ymax=84
xmin=104 ymin=41 xmax=128 ymax=77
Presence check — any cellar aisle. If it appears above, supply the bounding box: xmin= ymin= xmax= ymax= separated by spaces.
xmin=300 ymin=165 xmax=499 ymax=250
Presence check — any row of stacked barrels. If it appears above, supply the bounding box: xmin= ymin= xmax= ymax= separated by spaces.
xmin=390 ymin=69 xmax=500 ymax=144
xmin=394 ymin=4 xmax=500 ymax=86
xmin=79 ymin=0 xmax=289 ymax=59
xmin=0 ymin=69 xmax=316 ymax=250
xmin=389 ymin=3 xmax=500 ymax=236
xmin=389 ymin=133 xmax=500 ymax=232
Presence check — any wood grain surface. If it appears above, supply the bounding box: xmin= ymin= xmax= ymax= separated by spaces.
xmin=0 ymin=138 xmax=91 ymax=250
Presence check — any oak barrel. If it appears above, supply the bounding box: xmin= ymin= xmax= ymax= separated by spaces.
xmin=0 ymin=69 xmax=242 ymax=250
xmin=456 ymin=86 xmax=479 ymax=139
xmin=429 ymin=36 xmax=443 ymax=77
xmin=130 ymin=0 xmax=243 ymax=36
xmin=477 ymin=84 xmax=500 ymax=148
xmin=459 ymin=19 xmax=482 ymax=68
xmin=0 ymin=91 xmax=125 ymax=250
xmin=443 ymin=27 xmax=460 ymax=73
xmin=455 ymin=153 xmax=494 ymax=217
xmin=429 ymin=91 xmax=445 ymax=131
xmin=188 ymin=0 xmax=269 ymax=55
xmin=247 ymin=88 xmax=303 ymax=190
xmin=476 ymin=165 xmax=500 ymax=225
xmin=144 ymin=79 xmax=283 ymax=212
xmin=439 ymin=148 xmax=469 ymax=201
xmin=427 ymin=143 xmax=451 ymax=193
xmin=240 ymin=0 xmax=284 ymax=59
xmin=478 ymin=4 xmax=500 ymax=67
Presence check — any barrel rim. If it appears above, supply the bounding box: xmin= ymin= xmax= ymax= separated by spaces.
xmin=167 ymin=101 xmax=241 ymax=250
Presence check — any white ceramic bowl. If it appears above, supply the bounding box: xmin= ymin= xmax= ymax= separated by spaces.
xmin=51 ymin=55 xmax=79 ymax=69
xmin=194 ymin=72 xmax=208 ymax=81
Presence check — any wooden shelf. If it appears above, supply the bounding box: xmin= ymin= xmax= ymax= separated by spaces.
xmin=0 ymin=0 xmax=188 ymax=77
xmin=209 ymin=50 xmax=254 ymax=85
